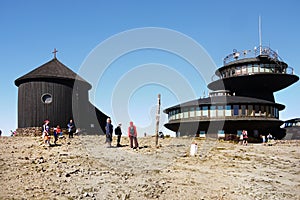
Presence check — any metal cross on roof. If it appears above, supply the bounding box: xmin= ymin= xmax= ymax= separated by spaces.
xmin=52 ymin=48 xmax=58 ymax=58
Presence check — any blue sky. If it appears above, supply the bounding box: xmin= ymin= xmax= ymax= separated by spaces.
xmin=0 ymin=0 xmax=299 ymax=136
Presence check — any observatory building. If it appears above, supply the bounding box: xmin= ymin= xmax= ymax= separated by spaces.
xmin=15 ymin=52 xmax=108 ymax=135
xmin=164 ymin=46 xmax=299 ymax=140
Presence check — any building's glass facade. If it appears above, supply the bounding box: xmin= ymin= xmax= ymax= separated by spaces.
xmin=168 ymin=104 xmax=279 ymax=121
xmin=217 ymin=63 xmax=289 ymax=79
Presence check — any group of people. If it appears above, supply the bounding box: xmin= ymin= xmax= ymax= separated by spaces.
xmin=261 ymin=133 xmax=273 ymax=144
xmin=42 ymin=119 xmax=76 ymax=146
xmin=239 ymin=130 xmax=275 ymax=145
xmin=105 ymin=118 xmax=139 ymax=149
xmin=41 ymin=117 xmax=139 ymax=149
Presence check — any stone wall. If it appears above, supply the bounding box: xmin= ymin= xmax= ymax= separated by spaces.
xmin=15 ymin=127 xmax=68 ymax=137
xmin=15 ymin=127 xmax=42 ymax=137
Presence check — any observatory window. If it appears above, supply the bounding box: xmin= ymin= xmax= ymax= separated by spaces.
xmin=265 ymin=106 xmax=270 ymax=117
xmin=225 ymin=105 xmax=231 ymax=116
xmin=183 ymin=108 xmax=189 ymax=118
xmin=199 ymin=131 xmax=206 ymax=138
xmin=247 ymin=64 xmax=253 ymax=73
xmin=264 ymin=64 xmax=271 ymax=73
xmin=261 ymin=106 xmax=266 ymax=116
xmin=210 ymin=106 xmax=216 ymax=118
xmin=270 ymin=64 xmax=276 ymax=73
xmin=202 ymin=106 xmax=208 ymax=117
xmin=218 ymin=130 xmax=225 ymax=138
xmin=168 ymin=111 xmax=172 ymax=120
xmin=270 ymin=106 xmax=274 ymax=117
xmin=274 ymin=108 xmax=278 ymax=118
xmin=241 ymin=105 xmax=246 ymax=116
xmin=190 ymin=107 xmax=195 ymax=118
xmin=217 ymin=106 xmax=224 ymax=117
xmin=242 ymin=66 xmax=247 ymax=74
xmin=253 ymin=64 xmax=259 ymax=73
xmin=175 ymin=109 xmax=179 ymax=120
xmin=254 ymin=105 xmax=260 ymax=116
xmin=236 ymin=67 xmax=241 ymax=75
xmin=221 ymin=72 xmax=226 ymax=78
xmin=259 ymin=64 xmax=265 ymax=72
xmin=232 ymin=68 xmax=235 ymax=76
xmin=41 ymin=93 xmax=52 ymax=104
xmin=179 ymin=112 xmax=183 ymax=119
xmin=171 ymin=110 xmax=176 ymax=120
xmin=196 ymin=107 xmax=201 ymax=117
xmin=248 ymin=105 xmax=253 ymax=116
xmin=237 ymin=130 xmax=242 ymax=137
xmin=233 ymin=105 xmax=239 ymax=116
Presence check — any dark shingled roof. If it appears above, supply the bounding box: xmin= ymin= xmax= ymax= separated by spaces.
xmin=164 ymin=95 xmax=285 ymax=113
xmin=15 ymin=58 xmax=91 ymax=88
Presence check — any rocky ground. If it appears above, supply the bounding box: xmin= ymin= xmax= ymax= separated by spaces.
xmin=0 ymin=135 xmax=299 ymax=199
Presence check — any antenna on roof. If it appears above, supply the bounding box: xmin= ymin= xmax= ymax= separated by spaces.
xmin=259 ymin=15 xmax=262 ymax=55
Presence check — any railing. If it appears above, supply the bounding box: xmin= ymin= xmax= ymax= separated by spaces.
xmin=223 ymin=46 xmax=283 ymax=65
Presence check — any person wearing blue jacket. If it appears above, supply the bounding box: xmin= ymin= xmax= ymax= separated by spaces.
xmin=105 ymin=118 xmax=113 ymax=147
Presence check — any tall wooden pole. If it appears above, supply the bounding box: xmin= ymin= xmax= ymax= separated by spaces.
xmin=155 ymin=94 xmax=161 ymax=146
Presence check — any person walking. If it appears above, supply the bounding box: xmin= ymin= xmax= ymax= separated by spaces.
xmin=42 ymin=120 xmax=51 ymax=146
xmin=128 ymin=121 xmax=139 ymax=149
xmin=114 ymin=123 xmax=122 ymax=147
xmin=239 ymin=132 xmax=243 ymax=145
xmin=267 ymin=133 xmax=273 ymax=142
xmin=53 ymin=125 xmax=62 ymax=145
xmin=105 ymin=118 xmax=113 ymax=147
xmin=261 ymin=134 xmax=266 ymax=145
xmin=242 ymin=130 xmax=248 ymax=146
xmin=67 ymin=119 xmax=75 ymax=138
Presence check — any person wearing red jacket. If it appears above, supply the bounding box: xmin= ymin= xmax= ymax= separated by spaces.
xmin=128 ymin=121 xmax=139 ymax=149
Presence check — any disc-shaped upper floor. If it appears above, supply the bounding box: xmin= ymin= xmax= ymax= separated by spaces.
xmin=208 ymin=53 xmax=299 ymax=98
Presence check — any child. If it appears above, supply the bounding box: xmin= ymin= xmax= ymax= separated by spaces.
xmin=53 ymin=125 xmax=62 ymax=145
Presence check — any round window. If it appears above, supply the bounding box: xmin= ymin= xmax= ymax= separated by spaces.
xmin=41 ymin=93 xmax=52 ymax=104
